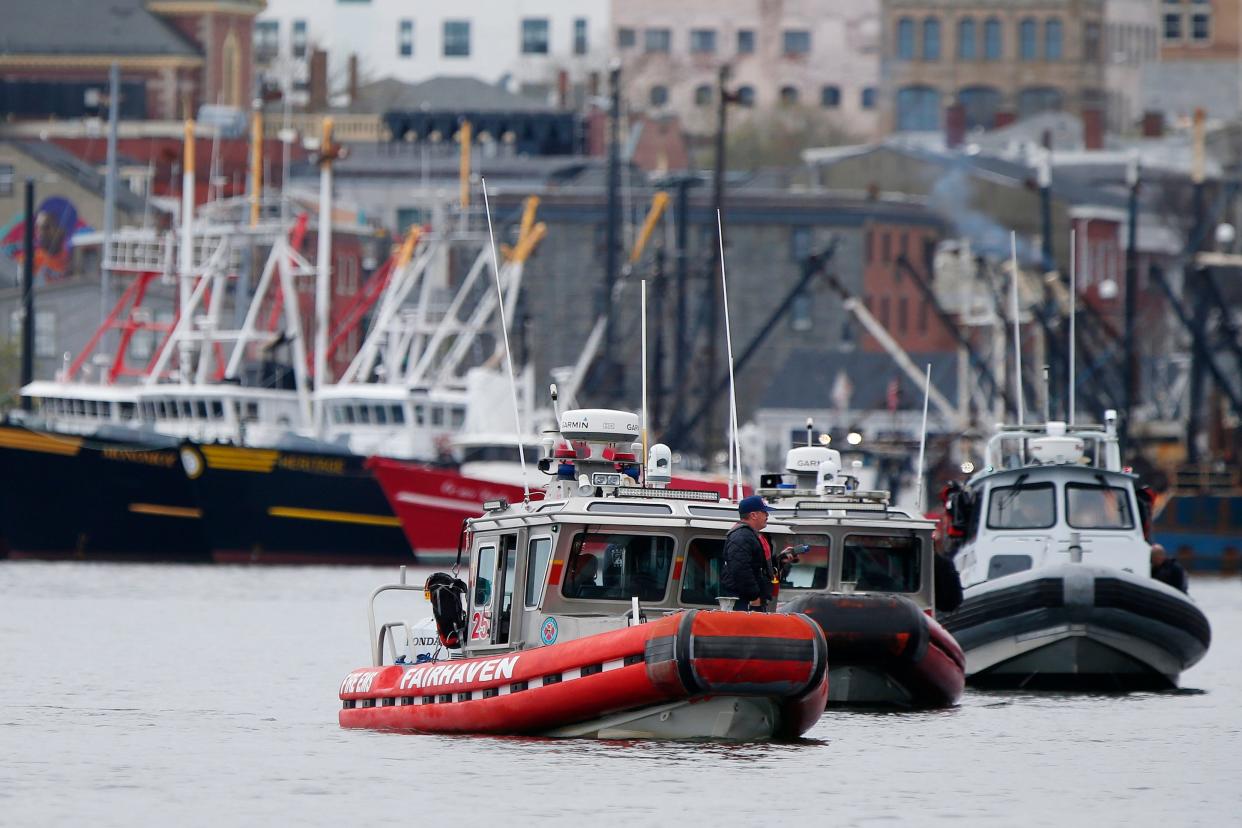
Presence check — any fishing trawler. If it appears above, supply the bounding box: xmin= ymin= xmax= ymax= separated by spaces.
xmin=339 ymin=407 xmax=828 ymax=739
xmin=939 ymin=413 xmax=1211 ymax=689
xmin=754 ymin=441 xmax=965 ymax=708
xmin=183 ymin=194 xmax=548 ymax=564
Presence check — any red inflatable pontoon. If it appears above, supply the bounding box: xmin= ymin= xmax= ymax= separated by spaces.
xmin=341 ymin=609 xmax=829 ymax=740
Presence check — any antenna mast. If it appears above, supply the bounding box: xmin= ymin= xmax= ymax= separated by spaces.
xmin=481 ymin=177 xmax=531 ymax=503
xmin=717 ymin=210 xmax=741 ymax=501
xmin=915 ymin=363 xmax=931 ymax=514
xmin=1069 ymin=228 xmax=1077 ymax=427
xmin=641 ymin=279 xmax=650 ymax=484
xmin=1010 ymin=231 xmax=1024 ymax=427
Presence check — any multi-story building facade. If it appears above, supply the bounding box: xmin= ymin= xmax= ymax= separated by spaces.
xmin=879 ymin=0 xmax=1108 ymax=134
xmin=612 ymin=0 xmax=882 ymax=140
xmin=255 ymin=0 xmax=611 ymax=107
xmin=0 ymin=0 xmax=262 ymax=121
xmin=1103 ymin=0 xmax=1160 ymax=132
xmin=1145 ymin=0 xmax=1241 ymax=120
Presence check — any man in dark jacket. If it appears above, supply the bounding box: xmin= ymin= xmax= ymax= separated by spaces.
xmin=1151 ymin=544 xmax=1188 ymax=593
xmin=721 ymin=495 xmax=775 ymax=611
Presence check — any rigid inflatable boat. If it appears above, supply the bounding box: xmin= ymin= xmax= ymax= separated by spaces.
xmin=339 ymin=407 xmax=828 ymax=739
xmin=940 ymin=415 xmax=1211 ymax=689
xmin=760 ymin=443 xmax=966 ymax=708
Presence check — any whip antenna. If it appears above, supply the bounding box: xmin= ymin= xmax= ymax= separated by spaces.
xmin=1010 ymin=231 xmax=1024 ymax=427
xmin=641 ymin=279 xmax=649 ymax=484
xmin=915 ymin=363 xmax=931 ymax=515
xmin=481 ymin=177 xmax=530 ymax=502
xmin=718 ymin=209 xmax=741 ymax=501
xmin=1069 ymin=228 xmax=1076 ymax=426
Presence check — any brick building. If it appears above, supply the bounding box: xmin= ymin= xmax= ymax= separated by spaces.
xmin=879 ymin=0 xmax=1108 ymax=135
xmin=0 ymin=0 xmax=263 ymax=121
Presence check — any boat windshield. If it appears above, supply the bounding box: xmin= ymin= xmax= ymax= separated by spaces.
xmin=841 ymin=534 xmax=921 ymax=593
xmin=460 ymin=445 xmax=540 ymax=464
xmin=679 ymin=537 xmax=725 ymax=605
xmin=777 ymin=534 xmax=833 ymax=591
xmin=562 ymin=533 xmax=675 ymax=603
xmin=1066 ymin=483 xmax=1134 ymax=530
xmin=987 ymin=482 xmax=1056 ymax=530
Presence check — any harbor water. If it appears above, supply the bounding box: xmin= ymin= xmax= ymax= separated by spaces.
xmin=1 ymin=561 xmax=1237 ymax=826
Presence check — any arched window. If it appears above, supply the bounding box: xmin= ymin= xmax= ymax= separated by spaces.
xmin=820 ymin=85 xmax=841 ymax=107
xmin=736 ymin=85 xmax=755 ymax=106
xmin=897 ymin=17 xmax=915 ymax=59
xmin=957 ymin=18 xmax=976 ymax=59
xmin=1017 ymin=86 xmax=1063 ymax=118
xmin=1019 ymin=18 xmax=1038 ymax=60
xmin=896 ymin=85 xmax=941 ymax=131
xmin=923 ymin=17 xmax=941 ymax=60
xmin=779 ymin=85 xmax=799 ymax=106
xmin=958 ymin=86 xmax=1002 ymax=129
xmin=694 ymin=84 xmax=713 ymax=106
xmin=1045 ymin=18 xmax=1063 ymax=60
xmin=984 ymin=17 xmax=1002 ymax=60
xmin=649 ymin=85 xmax=669 ymax=107
xmin=221 ymin=31 xmax=242 ymax=107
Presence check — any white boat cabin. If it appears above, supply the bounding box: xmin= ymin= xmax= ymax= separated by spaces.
xmin=950 ymin=417 xmax=1151 ymax=588
xmin=759 ymin=445 xmax=938 ymax=611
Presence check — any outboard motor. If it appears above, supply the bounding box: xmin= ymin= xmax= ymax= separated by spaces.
xmin=424 ymin=572 xmax=468 ymax=649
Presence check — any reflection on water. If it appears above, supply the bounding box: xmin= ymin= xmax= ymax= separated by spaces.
xmin=1 ymin=562 xmax=1237 ymax=825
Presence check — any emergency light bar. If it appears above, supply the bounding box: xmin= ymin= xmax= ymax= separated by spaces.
xmin=615 ymin=487 xmax=720 ymax=502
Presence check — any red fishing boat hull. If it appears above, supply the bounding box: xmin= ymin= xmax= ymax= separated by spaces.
xmin=781 ymin=593 xmax=965 ymax=709
xmin=340 ymin=609 xmax=828 ymax=739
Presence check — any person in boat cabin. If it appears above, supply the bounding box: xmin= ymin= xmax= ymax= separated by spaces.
xmin=1150 ymin=544 xmax=1188 ymax=593
xmin=722 ymin=495 xmax=780 ymax=612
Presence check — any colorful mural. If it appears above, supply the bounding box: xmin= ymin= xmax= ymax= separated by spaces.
xmin=1 ymin=196 xmax=92 ymax=281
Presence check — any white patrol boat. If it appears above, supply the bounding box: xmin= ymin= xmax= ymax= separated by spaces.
xmin=338 ymin=408 xmax=829 ymax=739
xmin=756 ymin=445 xmax=966 ymax=708
xmin=939 ymin=413 xmax=1211 ymax=689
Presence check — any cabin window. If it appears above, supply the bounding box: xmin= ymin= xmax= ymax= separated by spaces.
xmin=211 ymin=401 xmax=224 ymax=419
xmin=841 ymin=533 xmax=921 ymax=593
xmin=390 ymin=405 xmax=405 ymax=424
xmin=450 ymin=407 xmax=465 ymax=427
xmin=1066 ymin=484 xmax=1134 ymax=530
xmin=196 ymin=401 xmax=208 ymax=419
xmin=679 ymin=537 xmax=726 ymax=605
xmin=414 ymin=404 xmax=426 ymax=426
xmin=431 ymin=406 xmax=445 ymax=427
xmin=776 ymin=533 xmax=833 ymax=591
xmin=118 ymin=402 xmax=135 ymax=420
xmin=181 ymin=401 xmax=193 ymax=418
xmin=687 ymin=505 xmax=741 ymax=519
xmin=493 ymin=535 xmax=517 ymax=645
xmin=471 ymin=545 xmax=497 ymax=641
xmin=86 ymin=400 xmax=98 ymax=417
xmin=562 ymin=533 xmax=674 ymax=602
xmin=987 ymin=482 xmax=1055 ymax=529
xmin=342 ymin=406 xmax=356 ymax=424
xmin=245 ymin=402 xmax=259 ymax=422
xmin=525 ymin=537 xmax=552 ymax=608
xmin=375 ymin=405 xmax=388 ymax=425
xmin=586 ymin=502 xmax=672 ymax=515
xmin=357 ymin=405 xmax=371 ymax=424
xmin=461 ymin=445 xmax=539 ymax=464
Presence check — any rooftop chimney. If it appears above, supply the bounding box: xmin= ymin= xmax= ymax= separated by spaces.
xmin=348 ymin=54 xmax=359 ymax=107
xmin=945 ymin=103 xmax=966 ymax=148
xmin=1082 ymin=108 xmax=1103 ymax=150
xmin=1141 ymin=110 xmax=1164 ymax=138
xmin=309 ymin=49 xmax=328 ymax=111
